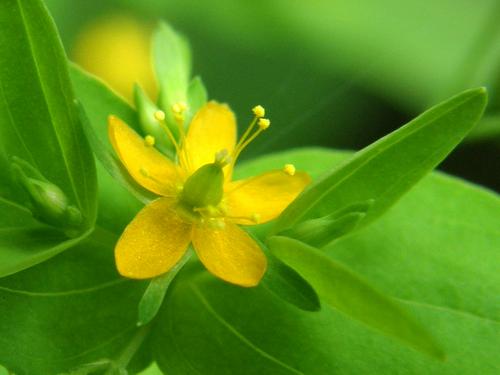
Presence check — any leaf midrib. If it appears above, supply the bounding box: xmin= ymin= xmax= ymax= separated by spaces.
xmin=190 ymin=284 xmax=306 ymax=375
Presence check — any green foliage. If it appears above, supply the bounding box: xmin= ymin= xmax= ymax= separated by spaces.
xmin=70 ymin=65 xmax=145 ymax=233
xmin=0 ymin=2 xmax=498 ymax=374
xmin=0 ymin=0 xmax=97 ymax=275
xmin=0 ymin=0 xmax=96 ymax=226
xmin=0 ymin=228 xmax=148 ymax=375
xmin=137 ymin=251 xmax=193 ymax=326
xmin=150 ymin=148 xmax=498 ymax=375
xmin=273 ymin=88 xmax=487 ymax=242
xmin=268 ymin=236 xmax=444 ymax=358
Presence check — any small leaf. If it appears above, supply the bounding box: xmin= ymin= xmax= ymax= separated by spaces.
xmin=137 ymin=250 xmax=193 ymax=326
xmin=273 ymin=88 xmax=488 ymax=237
xmin=282 ymin=199 xmax=373 ymax=247
xmin=153 ymin=22 xmax=191 ymax=126
xmin=262 ymin=255 xmax=320 ymax=312
xmin=268 ymin=236 xmax=445 ymax=359
xmin=186 ymin=76 xmax=208 ymax=124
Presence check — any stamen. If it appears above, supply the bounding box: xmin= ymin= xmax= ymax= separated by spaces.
xmin=258 ymin=118 xmax=270 ymax=130
xmin=230 ymin=106 xmax=272 ymax=173
xmin=252 ymin=105 xmax=265 ymax=118
xmin=144 ymin=135 xmax=155 ymax=146
xmin=153 ymin=110 xmax=166 ymax=122
xmin=171 ymin=102 xmax=191 ymax=170
xmin=154 ymin=110 xmax=186 ymax=166
xmin=283 ymin=164 xmax=296 ymax=176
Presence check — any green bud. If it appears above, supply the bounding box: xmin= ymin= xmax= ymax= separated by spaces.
xmin=180 ymin=163 xmax=224 ymax=210
xmin=282 ymin=200 xmax=374 ymax=248
xmin=11 ymin=157 xmax=83 ymax=231
xmin=134 ymin=83 xmax=176 ymax=157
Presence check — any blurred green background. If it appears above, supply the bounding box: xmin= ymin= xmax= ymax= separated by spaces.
xmin=44 ymin=0 xmax=500 ymax=190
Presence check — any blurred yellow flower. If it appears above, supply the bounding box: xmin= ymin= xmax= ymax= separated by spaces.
xmin=109 ymin=102 xmax=310 ymax=287
xmin=72 ymin=15 xmax=156 ymax=101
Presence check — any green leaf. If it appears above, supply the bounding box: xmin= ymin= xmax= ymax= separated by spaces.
xmin=154 ymin=22 xmax=191 ymax=125
xmin=154 ymin=148 xmax=499 ymax=375
xmin=262 ymin=254 xmax=320 ymax=312
xmin=0 ymin=227 xmax=149 ymax=375
xmin=186 ymin=76 xmax=208 ymax=124
xmin=137 ymin=250 xmax=193 ymax=327
xmin=282 ymin=200 xmax=372 ymax=247
xmin=70 ymin=64 xmax=144 ymax=233
xmin=268 ymin=236 xmax=444 ymax=358
xmin=273 ymin=88 xmax=488 ymax=240
xmin=0 ymin=0 xmax=96 ymax=227
xmin=0 ymin=193 xmax=92 ymax=278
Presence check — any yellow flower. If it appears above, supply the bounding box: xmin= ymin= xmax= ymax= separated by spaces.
xmin=108 ymin=101 xmax=310 ymax=287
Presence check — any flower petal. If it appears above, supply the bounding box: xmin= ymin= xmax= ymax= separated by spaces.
xmin=108 ymin=115 xmax=180 ymax=196
xmin=225 ymin=170 xmax=311 ymax=225
xmin=182 ymin=101 xmax=237 ymax=173
xmin=115 ymin=198 xmax=192 ymax=279
xmin=192 ymin=223 xmax=267 ymax=287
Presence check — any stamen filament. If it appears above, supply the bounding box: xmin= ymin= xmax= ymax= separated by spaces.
xmin=154 ymin=110 xmax=189 ymax=167
xmin=234 ymin=117 xmax=258 ymax=152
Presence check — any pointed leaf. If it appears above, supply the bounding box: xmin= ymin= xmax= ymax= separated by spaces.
xmin=273 ymin=88 xmax=488 ymax=238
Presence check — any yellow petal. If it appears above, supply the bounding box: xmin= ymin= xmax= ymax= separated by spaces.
xmin=225 ymin=170 xmax=311 ymax=225
xmin=192 ymin=223 xmax=267 ymax=287
xmin=115 ymin=198 xmax=192 ymax=279
xmin=108 ymin=115 xmax=180 ymax=196
xmin=182 ymin=102 xmax=237 ymax=173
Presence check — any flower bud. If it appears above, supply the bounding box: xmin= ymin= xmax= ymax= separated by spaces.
xmin=11 ymin=158 xmax=83 ymax=231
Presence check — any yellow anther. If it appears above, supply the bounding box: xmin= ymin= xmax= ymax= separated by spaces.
xmin=252 ymin=105 xmax=265 ymax=118
xmin=251 ymin=213 xmax=261 ymax=224
xmin=172 ymin=101 xmax=188 ymax=114
xmin=144 ymin=135 xmax=155 ymax=146
xmin=283 ymin=164 xmax=296 ymax=176
xmin=258 ymin=118 xmax=270 ymax=130
xmin=154 ymin=110 xmax=166 ymax=121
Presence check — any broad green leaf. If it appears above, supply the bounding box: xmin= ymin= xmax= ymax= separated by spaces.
xmin=0 ymin=227 xmax=150 ymax=375
xmin=268 ymin=236 xmax=444 ymax=358
xmin=70 ymin=64 xmax=144 ymax=233
xmin=273 ymin=88 xmax=487 ymax=241
xmin=137 ymin=251 xmax=193 ymax=327
xmin=154 ymin=148 xmax=498 ymax=374
xmin=0 ymin=0 xmax=96 ymax=227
